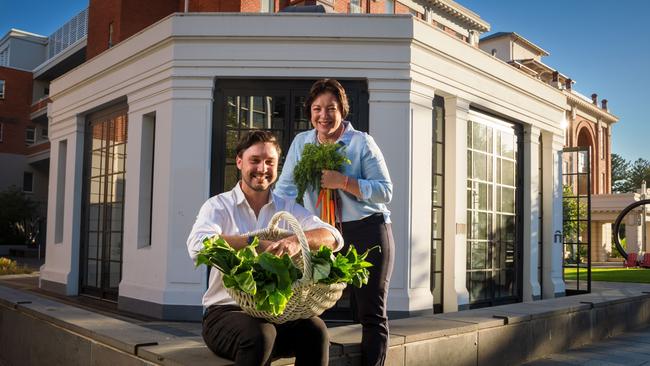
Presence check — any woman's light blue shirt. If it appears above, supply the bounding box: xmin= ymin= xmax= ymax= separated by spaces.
xmin=275 ymin=121 xmax=392 ymax=223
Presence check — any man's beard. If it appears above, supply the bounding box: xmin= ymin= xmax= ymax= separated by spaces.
xmin=243 ymin=173 xmax=274 ymax=192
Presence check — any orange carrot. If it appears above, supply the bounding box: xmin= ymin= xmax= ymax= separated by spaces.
xmin=316 ymin=189 xmax=324 ymax=209
xmin=330 ymin=197 xmax=335 ymax=225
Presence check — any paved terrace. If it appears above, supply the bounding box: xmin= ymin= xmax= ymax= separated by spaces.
xmin=1 ymin=276 xmax=650 ymax=366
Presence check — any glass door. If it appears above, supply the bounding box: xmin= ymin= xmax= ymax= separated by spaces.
xmin=466 ymin=111 xmax=523 ymax=308
xmin=562 ymin=147 xmax=591 ymax=295
xmin=80 ymin=106 xmax=128 ymax=301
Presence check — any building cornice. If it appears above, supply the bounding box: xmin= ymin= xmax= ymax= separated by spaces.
xmin=565 ymin=91 xmax=618 ymax=124
xmin=481 ymin=32 xmax=548 ymax=57
xmin=0 ymin=29 xmax=48 ymax=47
xmin=426 ymin=0 xmax=490 ymax=32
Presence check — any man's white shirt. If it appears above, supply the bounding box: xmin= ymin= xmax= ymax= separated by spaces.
xmin=187 ymin=183 xmax=344 ymax=307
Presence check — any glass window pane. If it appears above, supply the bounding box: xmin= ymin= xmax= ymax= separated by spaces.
xmin=500 ymin=131 xmax=515 ymax=159
xmin=432 ymin=207 xmax=442 ymax=239
xmin=469 ymin=271 xmax=487 ymax=301
xmin=471 ymin=242 xmax=487 ymax=269
xmin=433 ymin=175 xmax=442 ymax=206
xmin=500 ymin=187 xmax=515 ymax=213
xmin=109 ymin=262 xmax=121 ymax=288
xmin=86 ymin=259 xmax=98 ymax=288
xmin=435 ymin=143 xmax=443 ymax=174
xmin=502 ymin=159 xmax=515 ymax=186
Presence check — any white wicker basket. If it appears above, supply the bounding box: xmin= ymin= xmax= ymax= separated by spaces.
xmin=225 ymin=211 xmax=346 ymax=324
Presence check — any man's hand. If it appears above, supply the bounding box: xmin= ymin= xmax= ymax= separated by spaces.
xmin=263 ymin=237 xmax=301 ymax=257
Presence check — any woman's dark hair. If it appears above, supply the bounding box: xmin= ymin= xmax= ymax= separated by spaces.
xmin=304 ymin=78 xmax=349 ymax=120
xmin=235 ymin=130 xmax=282 ymax=157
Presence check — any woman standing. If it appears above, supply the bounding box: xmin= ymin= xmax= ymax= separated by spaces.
xmin=275 ymin=79 xmax=394 ymax=366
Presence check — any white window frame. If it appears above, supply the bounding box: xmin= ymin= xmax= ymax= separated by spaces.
xmin=350 ymin=0 xmax=362 ymax=13
xmin=25 ymin=127 xmax=36 ymax=144
xmin=260 ymin=0 xmax=274 ymax=12
xmin=0 ymin=79 xmax=5 ymax=99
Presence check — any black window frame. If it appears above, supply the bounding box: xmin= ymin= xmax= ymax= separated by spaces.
xmin=211 ymin=78 xmax=369 ymax=197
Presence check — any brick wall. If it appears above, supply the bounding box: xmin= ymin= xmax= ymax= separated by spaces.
xmin=0 ymin=67 xmax=33 ymax=155
xmin=87 ymin=0 xmax=179 ymax=59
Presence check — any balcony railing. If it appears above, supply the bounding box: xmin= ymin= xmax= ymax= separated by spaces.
xmin=30 ymin=97 xmax=51 ymax=115
xmin=46 ymin=8 xmax=88 ymax=61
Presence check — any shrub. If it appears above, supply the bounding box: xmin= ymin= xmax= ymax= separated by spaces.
xmin=0 ymin=257 xmax=32 ymax=275
xmin=0 ymin=186 xmax=40 ymax=245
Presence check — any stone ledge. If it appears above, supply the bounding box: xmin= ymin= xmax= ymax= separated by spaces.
xmin=2 ymin=283 xmax=650 ymax=365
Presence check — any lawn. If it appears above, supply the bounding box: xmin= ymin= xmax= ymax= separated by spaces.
xmin=564 ymin=267 xmax=650 ymax=283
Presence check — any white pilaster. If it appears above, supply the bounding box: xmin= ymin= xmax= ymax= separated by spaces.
xmin=522 ymin=125 xmax=541 ymax=301
xmin=40 ymin=115 xmax=85 ymax=295
xmin=119 ymin=78 xmax=213 ymax=312
xmin=541 ymin=131 xmax=566 ymax=298
xmin=369 ymin=78 xmax=435 ymax=315
xmin=442 ymin=96 xmax=470 ymax=311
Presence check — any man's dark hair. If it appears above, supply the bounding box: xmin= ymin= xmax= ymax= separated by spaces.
xmin=304 ymin=78 xmax=349 ymax=120
xmin=235 ymin=130 xmax=282 ymax=157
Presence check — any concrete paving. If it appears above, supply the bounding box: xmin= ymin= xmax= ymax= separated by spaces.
xmin=523 ymin=326 xmax=650 ymax=365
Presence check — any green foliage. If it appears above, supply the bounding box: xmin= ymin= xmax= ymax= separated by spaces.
xmin=197 ymin=236 xmax=378 ymax=315
xmin=0 ymin=186 xmax=40 ymax=245
xmin=610 ymin=154 xmax=650 ymax=193
xmin=293 ymin=143 xmax=350 ymax=205
xmin=611 ymin=153 xmax=631 ymax=193
xmin=0 ymin=257 xmax=32 ymax=275
xmin=197 ymin=235 xmax=301 ymax=316
xmin=310 ymin=245 xmax=377 ymax=288
xmin=562 ymin=185 xmax=588 ymax=243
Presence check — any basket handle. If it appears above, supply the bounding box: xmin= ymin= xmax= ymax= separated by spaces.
xmin=267 ymin=211 xmax=313 ymax=282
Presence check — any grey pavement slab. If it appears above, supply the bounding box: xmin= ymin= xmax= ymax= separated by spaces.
xmin=388 ymin=316 xmax=477 ymax=342
xmin=15 ymin=296 xmax=178 ymax=355
xmin=524 ymin=326 xmax=650 ymax=365
xmin=432 ymin=308 xmax=507 ymax=329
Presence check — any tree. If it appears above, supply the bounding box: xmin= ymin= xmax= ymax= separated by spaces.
xmin=628 ymin=158 xmax=650 ymax=192
xmin=563 ymin=185 xmax=588 ymax=264
xmin=611 ymin=153 xmax=631 ymax=193
xmin=0 ymin=186 xmax=39 ymax=245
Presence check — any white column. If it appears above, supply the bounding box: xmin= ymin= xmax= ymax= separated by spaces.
xmin=118 ymin=78 xmax=213 ymax=319
xmin=442 ymin=96 xmax=470 ymax=311
xmin=625 ymin=214 xmax=641 ymax=254
xmin=368 ymin=79 xmax=435 ymax=316
xmin=40 ymin=116 xmax=85 ymax=295
xmin=522 ymin=125 xmax=541 ymax=301
xmin=541 ymin=131 xmax=565 ymax=298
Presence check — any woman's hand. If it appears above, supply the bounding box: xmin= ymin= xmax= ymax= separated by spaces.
xmin=321 ymin=169 xmax=347 ymax=190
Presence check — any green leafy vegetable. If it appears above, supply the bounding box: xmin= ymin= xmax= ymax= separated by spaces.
xmin=293 ymin=143 xmax=351 ymax=205
xmin=197 ymin=236 xmax=378 ymax=316
xmin=311 ymin=245 xmax=379 ymax=287
xmin=196 ymin=235 xmax=302 ymax=315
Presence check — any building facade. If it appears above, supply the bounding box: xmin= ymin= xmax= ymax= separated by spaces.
xmin=38 ymin=0 xmax=577 ymax=321
xmin=0 ymin=10 xmax=88 ymax=246
xmin=479 ymin=32 xmax=620 ymax=263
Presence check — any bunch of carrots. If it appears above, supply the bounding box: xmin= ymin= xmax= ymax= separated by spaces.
xmin=316 ymin=189 xmax=337 ymax=226
xmin=293 ymin=142 xmax=350 ymax=227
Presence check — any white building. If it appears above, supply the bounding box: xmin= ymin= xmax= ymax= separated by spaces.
xmin=41 ymin=11 xmax=567 ymax=320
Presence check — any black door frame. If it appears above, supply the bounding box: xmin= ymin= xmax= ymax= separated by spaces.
xmin=79 ymin=104 xmax=128 ymax=301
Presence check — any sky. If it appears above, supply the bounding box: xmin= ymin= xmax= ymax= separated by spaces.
xmin=2 ymin=0 xmax=648 ymax=162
